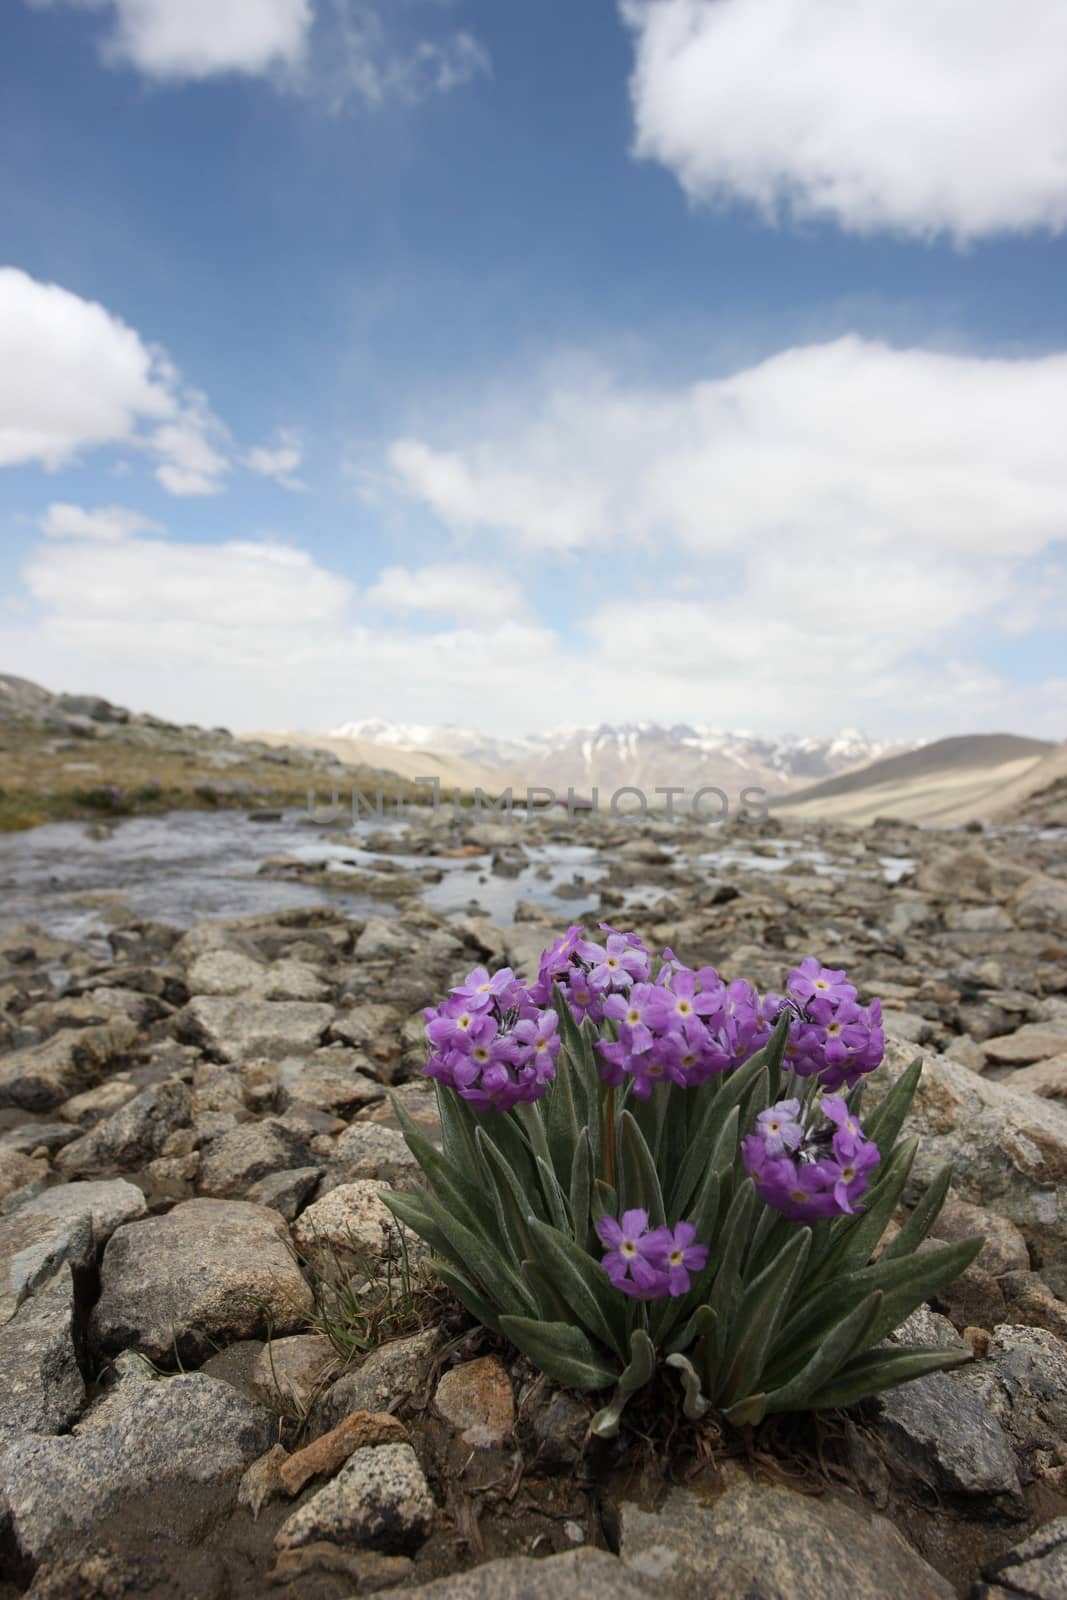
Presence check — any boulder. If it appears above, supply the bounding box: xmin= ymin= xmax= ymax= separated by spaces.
xmin=402 ymin=1550 xmax=653 ymax=1599
xmin=977 ymin=1515 xmax=1067 ymax=1599
xmin=0 ymin=1022 xmax=136 ymax=1113
xmin=177 ymin=997 xmax=334 ymax=1062
xmin=0 ymin=1371 xmax=273 ymax=1566
xmin=0 ymin=1268 xmax=84 ymax=1447
xmin=0 ymin=1180 xmax=146 ymax=1325
xmin=197 ymin=1118 xmax=311 ymax=1198
xmin=90 ymin=1197 xmax=313 ymax=1363
xmin=54 ymin=1081 xmax=192 ymax=1177
xmin=291 ymin=1179 xmax=398 ymax=1263
xmin=984 ymin=1027 xmax=1067 ymax=1066
xmin=308 ymin=1329 xmax=442 ymax=1433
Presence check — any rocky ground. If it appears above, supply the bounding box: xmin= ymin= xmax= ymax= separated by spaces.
xmin=1 ymin=808 xmax=1066 ymax=1598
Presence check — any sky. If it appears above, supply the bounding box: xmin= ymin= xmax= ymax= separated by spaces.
xmin=1 ymin=0 xmax=1066 ymax=742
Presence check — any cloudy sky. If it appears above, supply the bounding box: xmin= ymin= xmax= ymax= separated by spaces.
xmin=1 ymin=0 xmax=1065 ymax=740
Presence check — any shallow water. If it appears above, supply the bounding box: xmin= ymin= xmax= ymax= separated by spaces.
xmin=0 ymin=810 xmax=610 ymax=938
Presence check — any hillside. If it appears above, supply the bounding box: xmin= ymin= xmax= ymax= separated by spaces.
xmin=776 ymin=733 xmax=1056 ymax=824
xmin=244 ymin=728 xmax=508 ymax=795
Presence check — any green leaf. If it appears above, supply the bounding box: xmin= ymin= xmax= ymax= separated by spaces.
xmin=430 ymin=1258 xmax=503 ymax=1335
xmin=720 ymin=1227 xmax=812 ymax=1405
xmin=864 ymin=1056 xmax=922 ymax=1154
xmin=665 ymin=1352 xmax=710 ymax=1421
xmin=535 ymin=1156 xmax=570 ymax=1234
xmin=499 ymin=1316 xmax=618 ymax=1391
xmin=544 ymin=1030 xmax=581 ymax=1179
xmin=390 ymin=1093 xmax=496 ymax=1237
xmin=807 ymin=1136 xmax=918 ymax=1286
xmin=668 ymin=1091 xmax=732 ymax=1219
xmin=525 ymin=1216 xmax=628 ymax=1358
xmin=881 ymin=1164 xmax=953 ymax=1261
xmin=803 ymin=1343 xmax=973 ymax=1410
xmin=569 ymin=1127 xmax=593 ymax=1255
xmin=383 ymin=1186 xmax=538 ymax=1319
xmin=590 ymin=1329 xmax=657 ymax=1436
xmin=754 ymin=1290 xmax=884 ymax=1419
xmin=475 ymin=1128 xmax=535 ymax=1269
xmin=617 ymin=1111 xmax=665 ymax=1226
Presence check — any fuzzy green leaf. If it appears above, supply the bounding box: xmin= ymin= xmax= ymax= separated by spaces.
xmin=720 ymin=1227 xmax=812 ymax=1405
xmin=590 ymin=1330 xmax=657 ymax=1437
xmin=803 ymin=1343 xmax=973 ymax=1410
xmin=499 ymin=1316 xmax=618 ymax=1391
xmin=430 ymin=1258 xmax=503 ymax=1335
xmin=665 ymin=1352 xmax=711 ymax=1421
xmin=864 ymin=1056 xmax=922 ymax=1154
xmin=525 ymin=1216 xmax=628 ymax=1358
xmin=881 ymin=1164 xmax=954 ymax=1261
xmin=753 ymin=1290 xmax=885 ymax=1420
xmin=617 ymin=1111 xmax=666 ymax=1226
xmin=569 ymin=1127 xmax=593 ymax=1255
xmin=808 ymin=1136 xmax=918 ymax=1286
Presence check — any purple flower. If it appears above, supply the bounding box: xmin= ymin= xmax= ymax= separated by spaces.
xmin=754 ymin=1098 xmax=804 ymax=1156
xmin=788 ymin=957 xmax=857 ymax=1016
xmin=596 ymin=1209 xmax=669 ymax=1299
xmin=596 ymin=1210 xmax=708 ymax=1300
xmin=423 ymin=968 xmax=557 ymax=1113
xmin=743 ymin=1094 xmax=881 ymax=1222
xmin=578 ymin=931 xmax=650 ymax=992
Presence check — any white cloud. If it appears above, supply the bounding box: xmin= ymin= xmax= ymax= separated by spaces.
xmin=366 ymin=561 xmax=522 ymax=621
xmin=29 ymin=0 xmax=312 ymax=79
xmin=29 ymin=0 xmax=490 ymax=102
xmin=389 ymin=337 xmax=1067 ymax=561
xmin=0 ymin=266 xmax=229 ymax=494
xmin=39 ymin=502 xmax=165 ymax=540
xmin=244 ymin=430 xmax=306 ymax=491
xmin=621 ymin=0 xmax=1067 ymax=240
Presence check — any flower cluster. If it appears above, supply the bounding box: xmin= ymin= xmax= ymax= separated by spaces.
xmin=423 ymin=965 xmax=560 ymax=1112
xmin=529 ymin=923 xmax=652 ymax=1025
xmin=595 ymin=1209 xmax=709 ymax=1300
xmin=782 ymin=958 xmax=884 ymax=1091
xmin=742 ymin=1094 xmax=881 ymax=1221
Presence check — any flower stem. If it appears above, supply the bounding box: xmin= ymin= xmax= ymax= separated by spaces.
xmin=603 ymin=1083 xmax=617 ymax=1189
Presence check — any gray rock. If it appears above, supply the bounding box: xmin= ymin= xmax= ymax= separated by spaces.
xmin=977 ymin=1515 xmax=1067 ymax=1599
xmin=291 ymin=1179 xmax=399 ymax=1262
xmin=197 ymin=1118 xmax=311 ymax=1197
xmin=251 ymin=1334 xmax=335 ymax=1413
xmin=54 ymin=1080 xmax=191 ymax=1177
xmin=178 ymin=996 xmax=334 ymax=1062
xmin=402 ymin=1550 xmax=653 ymax=1599
xmin=59 ymin=1079 xmax=140 ymax=1126
xmin=928 ymin=1194 xmax=1030 ymax=1276
xmin=273 ymin=1442 xmax=434 ymax=1554
xmin=1011 ymin=875 xmax=1067 ymax=931
xmin=984 ymin=1026 xmax=1067 ymax=1065
xmin=353 ymin=918 xmax=418 ymax=961
xmin=0 ymin=1268 xmax=84 ymax=1447
xmin=309 ymin=1329 xmax=441 ymax=1433
xmin=245 ymin=1166 xmax=323 ymax=1219
xmin=0 ymin=1371 xmax=273 ymax=1564
xmin=619 ymin=1471 xmax=954 ymax=1599
xmin=0 ymin=1123 xmax=78 ymax=1157
xmin=277 ymin=1051 xmax=384 ymax=1116
xmin=329 ymin=1123 xmax=419 ymax=1183
xmin=434 ymin=1356 xmax=514 ymax=1448
xmin=879 ymin=1037 xmax=1067 ymax=1291
xmin=0 ymin=1179 xmax=146 ymax=1325
xmin=953 ymin=1325 xmax=1067 ymax=1456
xmin=90 ymin=1197 xmax=313 ymax=1362
xmin=186 ymin=950 xmax=330 ymax=1002
xmin=0 ymin=1150 xmax=47 ymax=1201
xmin=870 ymin=1371 xmax=1021 ymax=1500
xmin=0 ymin=1022 xmax=137 ymax=1112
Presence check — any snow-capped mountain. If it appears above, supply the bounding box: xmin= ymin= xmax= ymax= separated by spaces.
xmin=327 ymin=718 xmax=913 ymax=793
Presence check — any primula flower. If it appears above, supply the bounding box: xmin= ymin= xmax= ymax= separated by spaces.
xmin=743 ymin=1095 xmax=881 ymax=1222
xmin=782 ymin=958 xmax=884 ymax=1090
xmin=596 ymin=1210 xmax=708 ymax=1300
xmin=423 ymin=965 xmax=558 ymax=1112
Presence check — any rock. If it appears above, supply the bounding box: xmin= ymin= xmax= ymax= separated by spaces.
xmin=0 ymin=1371 xmax=273 ymax=1565
xmin=0 ymin=1022 xmax=136 ymax=1112
xmin=278 ymin=1411 xmax=406 ymax=1496
xmin=619 ymin=1471 xmax=955 ymax=1599
xmin=354 ymin=919 xmax=418 ymax=961
xmin=1007 ymin=1054 xmax=1067 ymax=1098
xmin=433 ymin=1356 xmax=514 ymax=1447
xmin=59 ymin=1080 xmax=140 ymax=1126
xmin=977 ymin=1515 xmax=1067 ymax=1599
xmin=953 ymin=1325 xmax=1067 ymax=1460
xmin=0 ymin=1123 xmax=77 ymax=1158
xmin=945 ymin=1035 xmax=987 ymax=1073
xmin=251 ymin=1334 xmax=335 ymax=1413
xmin=308 ymin=1329 xmax=442 ymax=1433
xmin=277 ymin=1051 xmax=384 ymax=1116
xmin=186 ymin=949 xmax=330 ymax=1002
xmin=273 ymin=1441 xmax=434 ymax=1554
xmin=1011 ymin=875 xmax=1067 ymax=930
xmin=870 ymin=1371 xmax=1021 ymax=1501
xmin=291 ymin=1179 xmax=399 ymax=1263
xmin=927 ymin=1195 xmax=1030 ymax=1276
xmin=0 ymin=1268 xmax=84 ymax=1447
xmin=999 ymin=1271 xmax=1067 ymax=1341
xmin=0 ymin=1150 xmax=48 ymax=1201
xmin=329 ymin=1123 xmax=419 ymax=1183
xmin=245 ymin=1166 xmax=322 ymax=1219
xmin=530 ymin=1388 xmax=590 ymax=1467
xmin=54 ymin=1081 xmax=192 ymax=1177
xmin=402 ymin=1550 xmax=652 ymax=1599
xmin=178 ymin=996 xmax=333 ymax=1062
xmin=238 ymin=1442 xmax=289 ymax=1519
xmin=0 ymin=1180 xmax=146 ymax=1325
xmin=933 ymin=1261 xmax=1007 ymax=1331
xmin=984 ymin=1026 xmax=1067 ymax=1065
xmin=330 ymin=1003 xmax=404 ymax=1064
xmin=22 ymin=987 xmax=164 ymax=1035
xmin=878 ymin=1038 xmax=1067 ymax=1294
xmin=197 ymin=1117 xmax=311 ymax=1197
xmin=90 ymin=1197 xmax=313 ymax=1363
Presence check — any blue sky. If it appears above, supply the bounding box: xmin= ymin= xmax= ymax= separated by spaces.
xmin=1 ymin=0 xmax=1065 ymax=739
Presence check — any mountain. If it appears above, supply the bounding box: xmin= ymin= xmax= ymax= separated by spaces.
xmin=776 ymin=733 xmax=1057 ymax=825
xmin=324 ymin=718 xmax=909 ymax=796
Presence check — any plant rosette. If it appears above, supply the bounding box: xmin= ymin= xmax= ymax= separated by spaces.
xmin=384 ymin=928 xmax=981 ymax=1438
